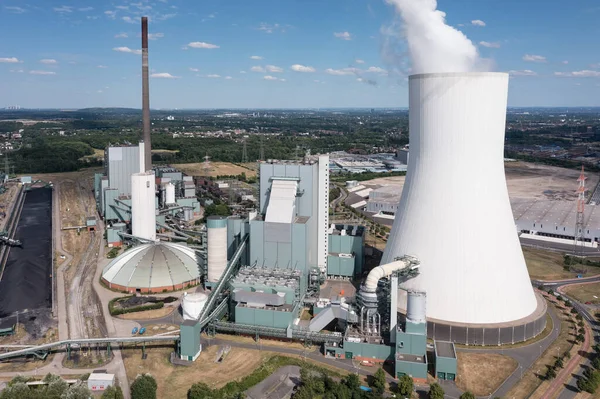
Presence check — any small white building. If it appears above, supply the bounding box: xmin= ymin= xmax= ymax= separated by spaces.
xmin=87 ymin=372 xmax=115 ymax=391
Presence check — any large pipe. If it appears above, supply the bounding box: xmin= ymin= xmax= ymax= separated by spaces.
xmin=363 ymin=259 xmax=415 ymax=293
xmin=141 ymin=16 xmax=151 ymax=172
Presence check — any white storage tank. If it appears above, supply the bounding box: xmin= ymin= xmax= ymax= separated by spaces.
xmin=406 ymin=290 xmax=426 ymax=324
xmin=165 ymin=182 xmax=176 ymax=204
xmin=182 ymin=292 xmax=208 ymax=320
xmin=131 ymin=172 xmax=156 ymax=241
xmin=207 ymin=216 xmax=228 ymax=283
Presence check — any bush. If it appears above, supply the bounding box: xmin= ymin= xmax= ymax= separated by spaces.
xmin=131 ymin=374 xmax=157 ymax=399
xmin=460 ymin=392 xmax=476 ymax=399
xmin=106 ymin=248 xmax=119 ymax=259
xmin=102 ymin=385 xmax=125 ymax=399
xmin=108 ymin=297 xmax=165 ymax=316
xmin=428 ymin=383 xmax=445 ymax=399
xmin=397 ymin=375 xmax=414 ymax=397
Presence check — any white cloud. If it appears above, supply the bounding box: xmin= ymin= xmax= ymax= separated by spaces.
xmin=257 ymin=23 xmax=287 ymax=34
xmin=365 ymin=66 xmax=387 ymax=74
xmin=9 ymin=69 xmax=24 ymax=73
xmin=251 ymin=66 xmax=266 ymax=73
xmin=290 ymin=64 xmax=316 ymax=73
xmin=555 ymin=70 xmax=600 ymax=78
xmin=523 ymin=54 xmax=547 ymax=63
xmin=115 ymin=5 xmax=129 ymax=10
xmin=471 ymin=19 xmax=486 ymax=27
xmin=148 ymin=33 xmax=164 ymax=40
xmin=263 ymin=75 xmax=285 ymax=81
xmin=250 ymin=55 xmax=263 ymax=60
xmin=30 ymin=70 xmax=56 ymax=75
xmin=206 ymin=74 xmax=221 ymax=78
xmin=224 ymin=76 xmax=232 ymax=80
xmin=151 ymin=72 xmax=179 ymax=79
xmin=334 ymin=31 xmax=352 ymax=40
xmin=97 ymin=90 xmax=103 ymax=93
xmin=5 ymin=6 xmax=26 ymax=14
xmin=97 ymin=65 xmax=108 ymax=69
xmin=240 ymin=71 xmax=247 ymax=74
xmin=562 ymin=60 xmax=569 ymax=65
xmin=114 ymin=32 xmax=128 ymax=38
xmin=53 ymin=6 xmax=73 ymax=13
xmin=78 ymin=7 xmax=93 ymax=11
xmin=590 ymin=63 xmax=600 ymax=69
xmin=40 ymin=59 xmax=58 ymax=65
xmin=325 ymin=67 xmax=359 ymax=76
xmin=355 ymin=59 xmax=365 ymax=64
xmin=266 ymin=65 xmax=283 ymax=73
xmin=105 ymin=10 xmax=117 ymax=19
xmin=0 ymin=57 xmax=20 ymax=63
xmin=189 ymin=67 xmax=199 ymax=72
xmin=508 ymin=70 xmax=537 ymax=76
xmin=122 ymin=16 xmax=138 ymax=24
xmin=113 ymin=47 xmax=142 ymax=55
xmin=187 ymin=42 xmax=219 ymax=49
xmin=479 ymin=41 xmax=501 ymax=48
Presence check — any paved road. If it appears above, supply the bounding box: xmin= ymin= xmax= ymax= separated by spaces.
xmin=521 ymin=237 xmax=600 ymax=257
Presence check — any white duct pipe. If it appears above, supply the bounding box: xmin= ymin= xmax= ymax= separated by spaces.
xmin=364 ymin=259 xmax=413 ymax=292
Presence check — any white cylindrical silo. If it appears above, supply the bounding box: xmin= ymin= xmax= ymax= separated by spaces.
xmin=383 ymin=72 xmax=537 ymax=325
xmin=182 ymin=292 xmax=208 ymax=320
xmin=165 ymin=182 xmax=176 ymax=204
xmin=406 ymin=291 xmax=426 ymax=324
xmin=131 ymin=172 xmax=156 ymax=241
xmin=207 ymin=216 xmax=228 ymax=283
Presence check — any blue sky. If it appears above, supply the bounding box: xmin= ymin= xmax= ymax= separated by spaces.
xmin=1 ymin=0 xmax=599 ymax=109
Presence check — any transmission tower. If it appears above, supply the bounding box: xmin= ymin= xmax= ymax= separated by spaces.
xmin=259 ymin=135 xmax=265 ymax=161
xmin=241 ymin=139 xmax=248 ymax=164
xmin=574 ymin=165 xmax=587 ymax=257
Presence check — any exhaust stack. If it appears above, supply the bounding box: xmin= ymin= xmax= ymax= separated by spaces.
xmin=141 ymin=16 xmax=151 ymax=172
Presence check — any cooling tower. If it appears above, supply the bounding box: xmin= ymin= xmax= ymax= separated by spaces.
xmin=383 ymin=72 xmax=546 ymax=344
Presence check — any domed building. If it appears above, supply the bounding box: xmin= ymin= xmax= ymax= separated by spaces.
xmin=101 ymin=242 xmax=201 ymax=293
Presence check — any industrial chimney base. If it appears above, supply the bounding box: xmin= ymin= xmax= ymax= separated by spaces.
xmin=398 ymin=292 xmax=548 ymax=346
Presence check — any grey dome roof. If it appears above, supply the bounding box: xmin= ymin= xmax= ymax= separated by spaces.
xmin=102 ymin=242 xmax=199 ymax=289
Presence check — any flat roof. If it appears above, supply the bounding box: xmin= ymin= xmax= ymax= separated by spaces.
xmin=435 ymin=341 xmax=456 ymax=359
xmin=396 ymin=353 xmax=426 ymax=364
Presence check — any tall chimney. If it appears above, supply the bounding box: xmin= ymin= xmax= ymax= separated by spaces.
xmin=141 ymin=16 xmax=151 ymax=172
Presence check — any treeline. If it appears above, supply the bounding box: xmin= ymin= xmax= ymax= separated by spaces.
xmin=12 ymin=138 xmax=100 ymax=173
xmin=505 ymin=151 xmax=600 ymax=174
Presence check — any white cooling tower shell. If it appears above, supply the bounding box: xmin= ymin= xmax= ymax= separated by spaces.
xmin=182 ymin=292 xmax=208 ymax=320
xmin=165 ymin=182 xmax=176 ymax=204
xmin=383 ymin=72 xmax=538 ymax=325
xmin=207 ymin=216 xmax=228 ymax=283
xmin=131 ymin=172 xmax=156 ymax=241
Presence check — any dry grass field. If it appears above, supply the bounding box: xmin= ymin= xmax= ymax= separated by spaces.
xmin=563 ymin=282 xmax=600 ymax=304
xmin=523 ymin=248 xmax=582 ymax=281
xmin=123 ymin=346 xmax=268 ymax=399
xmin=173 ymin=162 xmax=256 ymax=178
xmin=456 ymin=353 xmax=518 ymax=396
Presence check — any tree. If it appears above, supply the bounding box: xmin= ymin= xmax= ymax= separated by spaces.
xmin=187 ymin=383 xmax=214 ymax=399
xmin=545 ymin=366 xmax=557 ymax=380
xmin=555 ymin=357 xmax=564 ymax=369
xmin=44 ymin=379 xmax=69 ymax=399
xmin=459 ymin=392 xmax=475 ymax=399
xmin=62 ymin=383 xmax=93 ymax=399
xmin=576 ymin=333 xmax=585 ymax=343
xmin=102 ymin=386 xmax=125 ymax=399
xmin=592 ymin=356 xmax=600 ymax=370
xmin=428 ymin=383 xmax=445 ymax=399
xmin=343 ymin=373 xmax=361 ymax=391
xmin=131 ymin=374 xmax=157 ymax=399
xmin=371 ymin=368 xmax=386 ymax=395
xmin=397 ymin=375 xmax=414 ymax=397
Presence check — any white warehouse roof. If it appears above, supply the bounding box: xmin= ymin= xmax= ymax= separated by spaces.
xmin=102 ymin=242 xmax=200 ymax=291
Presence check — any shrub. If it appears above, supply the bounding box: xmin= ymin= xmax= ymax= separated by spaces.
xmin=131 ymin=374 xmax=157 ymax=399
xmin=108 ymin=297 xmax=165 ymax=316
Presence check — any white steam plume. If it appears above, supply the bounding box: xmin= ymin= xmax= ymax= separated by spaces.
xmin=384 ymin=0 xmax=491 ymax=74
